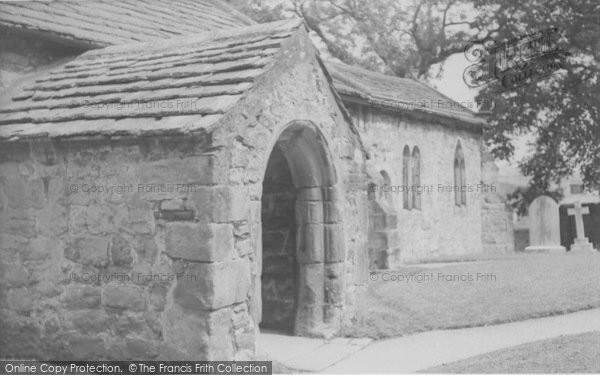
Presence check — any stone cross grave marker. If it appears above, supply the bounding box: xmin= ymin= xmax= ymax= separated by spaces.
xmin=567 ymin=201 xmax=595 ymax=252
xmin=525 ymin=195 xmax=566 ymax=253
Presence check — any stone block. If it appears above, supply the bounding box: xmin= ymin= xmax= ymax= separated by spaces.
xmin=33 ymin=282 xmax=62 ymax=298
xmin=323 ymin=304 xmax=342 ymax=328
xmin=165 ymin=222 xmax=233 ymax=262
xmin=294 ymin=304 xmax=322 ymax=336
xmin=64 ymin=309 xmax=110 ymax=334
xmin=296 ymin=224 xmax=324 ymax=263
xmin=235 ymin=238 xmax=254 ymax=258
xmin=126 ymin=337 xmax=159 ymax=359
xmin=22 ymin=236 xmax=53 ymax=261
xmin=86 ymin=204 xmax=115 ymax=234
xmin=68 ymin=205 xmax=87 ymax=235
xmin=103 ymin=284 xmax=146 ymax=312
xmin=325 ymin=263 xmax=345 ymax=305
xmin=115 ymin=205 xmax=156 ymax=235
xmin=295 ymin=201 xmax=324 ymax=224
xmin=0 ymin=210 xmax=37 ymax=237
xmin=62 ymin=285 xmax=102 ymax=309
xmin=156 ymin=209 xmax=195 ymax=221
xmin=0 ymin=234 xmax=28 ymax=262
xmin=144 ymin=312 xmax=163 ymax=339
xmin=324 ymin=224 xmax=345 ymax=262
xmin=149 ymin=283 xmax=168 ymax=312
xmin=63 ymin=260 xmax=107 ymax=284
xmin=68 ymin=336 xmax=107 ymax=360
xmin=65 ymin=236 xmax=109 ymax=267
xmin=136 ymin=155 xmax=222 ymax=185
xmin=188 ymin=186 xmax=248 ymax=223
xmin=43 ymin=316 xmax=61 ymax=335
xmin=0 ymin=318 xmax=42 ymax=359
xmin=161 ymin=199 xmax=186 ymax=211
xmin=323 ymin=186 xmax=339 ymax=201
xmin=0 ymin=262 xmax=30 ymax=288
xmin=324 ymin=201 xmax=341 ymax=223
xmin=38 ymin=203 xmax=68 ymax=236
xmin=6 ymin=287 xmax=35 ymax=312
xmin=112 ymin=314 xmax=147 ymax=337
xmin=234 ymin=326 xmax=256 ymax=356
xmin=3 ymin=177 xmax=45 ymax=209
xmin=233 ymin=222 xmax=250 ymax=238
xmin=297 ymin=263 xmax=324 ymax=305
xmin=297 ymin=187 xmax=322 ymax=201
xmin=110 ymin=235 xmax=134 ymax=266
xmin=173 ymin=259 xmax=251 ymax=311
xmin=133 ymin=235 xmax=159 ymax=262
xmin=205 ymin=308 xmax=236 ymax=360
xmin=163 ymin=304 xmax=234 ymax=360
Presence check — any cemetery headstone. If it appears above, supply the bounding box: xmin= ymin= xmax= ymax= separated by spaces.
xmin=567 ymin=201 xmax=595 ymax=252
xmin=525 ymin=195 xmax=566 ymax=252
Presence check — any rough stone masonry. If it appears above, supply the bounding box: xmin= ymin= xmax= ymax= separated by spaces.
xmin=0 ymin=0 xmax=514 ymax=362
xmin=0 ymin=20 xmax=369 ymax=360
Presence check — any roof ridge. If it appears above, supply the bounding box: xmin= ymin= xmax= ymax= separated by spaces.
xmin=81 ymin=18 xmax=304 ymax=59
xmin=410 ymin=77 xmax=479 ymax=116
xmin=0 ymin=0 xmax=267 ymax=48
xmin=208 ymin=0 xmax=257 ymax=26
xmin=327 ymin=61 xmax=413 ymax=82
xmin=324 ymin=60 xmax=484 ymax=126
xmin=0 ymin=18 xmax=308 ymax=140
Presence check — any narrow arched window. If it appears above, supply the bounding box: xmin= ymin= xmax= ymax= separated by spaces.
xmin=454 ymin=142 xmax=466 ymax=206
xmin=380 ymin=170 xmax=392 ymax=205
xmin=411 ymin=147 xmax=421 ymax=210
xmin=402 ymin=145 xmax=411 ymax=210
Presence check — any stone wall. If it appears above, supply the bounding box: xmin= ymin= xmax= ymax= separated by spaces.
xmin=347 ymin=104 xmax=484 ymax=265
xmin=0 ymin=30 xmax=83 ymax=93
xmin=481 ymin=196 xmax=515 ymax=254
xmin=0 ymin=135 xmax=255 ymax=360
xmin=210 ymin=27 xmax=369 ymax=335
xmin=0 ymin=26 xmax=369 ymax=359
xmin=481 ymin=155 xmax=515 ymax=254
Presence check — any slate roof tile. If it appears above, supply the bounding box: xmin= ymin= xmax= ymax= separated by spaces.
xmin=0 ymin=19 xmax=304 ymax=140
xmin=327 ymin=62 xmax=484 ymax=125
xmin=0 ymin=0 xmax=255 ymax=47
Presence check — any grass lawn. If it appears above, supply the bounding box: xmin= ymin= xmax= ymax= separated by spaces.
xmin=421 ymin=331 xmax=600 ymax=373
xmin=347 ymin=252 xmax=600 ymax=338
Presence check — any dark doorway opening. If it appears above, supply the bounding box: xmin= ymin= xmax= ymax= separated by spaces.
xmin=260 ymin=145 xmax=298 ymax=333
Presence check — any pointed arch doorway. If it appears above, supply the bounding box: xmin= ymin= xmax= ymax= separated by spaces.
xmin=258 ymin=121 xmax=345 ymax=337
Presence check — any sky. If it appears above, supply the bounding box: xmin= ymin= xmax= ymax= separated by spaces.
xmin=428 ymin=53 xmax=533 ymax=184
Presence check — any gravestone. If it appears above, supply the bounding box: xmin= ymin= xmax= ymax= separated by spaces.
xmin=525 ymin=195 xmax=566 ymax=252
xmin=567 ymin=201 xmax=595 ymax=252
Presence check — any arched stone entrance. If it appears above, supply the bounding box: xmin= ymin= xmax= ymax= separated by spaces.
xmin=259 ymin=122 xmax=345 ymax=337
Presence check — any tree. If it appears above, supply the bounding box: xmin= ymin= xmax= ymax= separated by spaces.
xmin=228 ymin=0 xmax=600 ymax=202
xmin=226 ymin=0 xmax=496 ymax=78
xmin=472 ymin=0 xmax=600 ymax=203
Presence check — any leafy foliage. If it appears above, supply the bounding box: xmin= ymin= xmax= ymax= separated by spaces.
xmin=228 ymin=0 xmax=600 ymax=194
xmin=474 ymin=0 xmax=600 ymax=192
xmin=226 ymin=0 xmax=496 ymax=78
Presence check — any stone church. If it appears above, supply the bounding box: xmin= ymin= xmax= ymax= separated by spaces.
xmin=0 ymin=0 xmax=512 ymax=361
